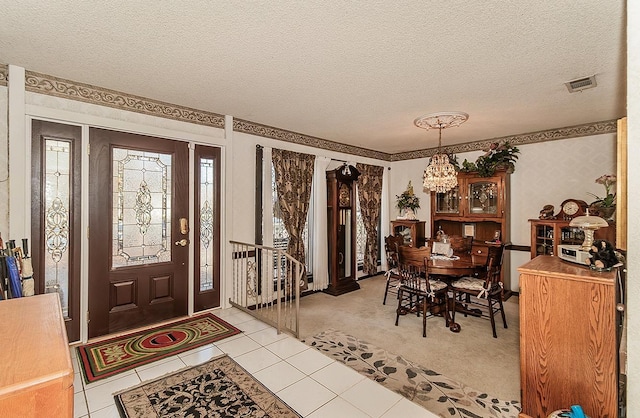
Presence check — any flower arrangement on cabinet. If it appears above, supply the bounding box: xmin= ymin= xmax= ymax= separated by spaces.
xmin=460 ymin=141 xmax=520 ymax=177
xmin=587 ymin=174 xmax=616 ymax=219
xmin=396 ymin=181 xmax=420 ymax=219
xmin=588 ymin=174 xmax=616 ymax=207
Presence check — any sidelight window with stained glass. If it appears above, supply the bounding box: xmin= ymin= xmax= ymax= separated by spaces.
xmin=199 ymin=158 xmax=215 ymax=291
xmin=44 ymin=139 xmax=71 ymax=317
xmin=111 ymin=148 xmax=172 ymax=268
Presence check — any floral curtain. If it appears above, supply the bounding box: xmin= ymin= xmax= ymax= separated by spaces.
xmin=272 ymin=149 xmax=315 ymax=290
xmin=311 ymin=156 xmax=332 ymax=291
xmin=356 ymin=163 xmax=384 ymax=275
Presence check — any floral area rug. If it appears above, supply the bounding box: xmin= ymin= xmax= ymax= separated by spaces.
xmin=303 ymin=330 xmax=521 ymax=418
xmin=77 ymin=313 xmax=241 ymax=383
xmin=114 ymin=355 xmax=300 ymax=418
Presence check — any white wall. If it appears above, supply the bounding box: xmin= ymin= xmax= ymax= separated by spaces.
xmin=388 ymin=134 xmax=616 ymax=291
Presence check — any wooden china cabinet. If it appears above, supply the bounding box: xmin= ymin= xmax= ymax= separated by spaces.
xmin=430 ymin=169 xmax=510 ymax=293
xmin=430 ymin=169 xmax=510 ymax=245
xmin=325 ymin=165 xmax=360 ymax=296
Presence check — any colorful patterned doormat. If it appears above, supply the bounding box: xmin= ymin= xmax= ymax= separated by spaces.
xmin=114 ymin=355 xmax=300 ymax=418
xmin=77 ymin=313 xmax=241 ymax=383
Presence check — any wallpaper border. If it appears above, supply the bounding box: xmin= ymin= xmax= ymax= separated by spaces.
xmin=13 ymin=67 xmax=616 ymax=162
xmin=24 ymin=71 xmax=225 ymax=128
xmin=390 ymin=120 xmax=618 ymax=161
xmin=233 ymin=118 xmax=391 ymax=161
xmin=0 ymin=64 xmax=7 ymax=86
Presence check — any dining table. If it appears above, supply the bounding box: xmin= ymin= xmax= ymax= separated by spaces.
xmin=427 ymin=255 xmax=484 ymax=333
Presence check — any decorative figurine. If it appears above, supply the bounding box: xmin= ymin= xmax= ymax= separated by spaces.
xmin=538 ymin=204 xmax=555 ymax=219
xmin=586 ymin=240 xmax=619 ymax=270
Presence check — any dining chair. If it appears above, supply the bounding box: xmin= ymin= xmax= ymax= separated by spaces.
xmin=395 ymin=245 xmax=449 ymax=337
xmin=382 ymin=235 xmax=405 ymax=305
xmin=449 ymin=244 xmax=506 ymax=338
xmin=448 ymin=235 xmax=474 ymax=256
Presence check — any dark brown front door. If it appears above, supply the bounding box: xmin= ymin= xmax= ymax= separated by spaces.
xmin=88 ymin=128 xmax=189 ymax=338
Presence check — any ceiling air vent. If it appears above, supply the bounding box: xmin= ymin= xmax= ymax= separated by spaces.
xmin=565 ymin=75 xmax=597 ymax=93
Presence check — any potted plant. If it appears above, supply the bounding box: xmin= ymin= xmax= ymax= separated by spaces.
xmin=396 ymin=181 xmax=420 ymax=220
xmin=588 ymin=174 xmax=616 ymax=220
xmin=460 ymin=141 xmax=520 ymax=177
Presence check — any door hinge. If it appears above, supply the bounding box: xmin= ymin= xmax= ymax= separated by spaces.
xmin=86 ymin=311 xmax=90 ymax=323
xmin=87 ymin=143 xmax=90 ymax=155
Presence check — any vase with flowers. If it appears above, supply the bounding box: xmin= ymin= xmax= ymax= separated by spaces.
xmin=396 ymin=181 xmax=420 ymax=220
xmin=587 ymin=174 xmax=616 ymax=220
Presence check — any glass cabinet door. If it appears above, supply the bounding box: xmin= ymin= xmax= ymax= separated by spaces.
xmin=534 ymin=224 xmax=554 ymax=256
xmin=468 ymin=180 xmax=499 ymax=216
xmin=434 ymin=186 xmax=460 ymax=215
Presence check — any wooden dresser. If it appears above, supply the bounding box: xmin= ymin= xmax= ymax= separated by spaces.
xmin=0 ymin=293 xmax=74 ymax=417
xmin=518 ymin=256 xmax=618 ymax=418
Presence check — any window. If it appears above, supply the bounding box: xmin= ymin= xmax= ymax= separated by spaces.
xmin=355 ymin=195 xmax=366 ymax=269
xmin=271 ymin=164 xmax=313 ymax=275
xmin=355 ymin=186 xmax=381 ymax=272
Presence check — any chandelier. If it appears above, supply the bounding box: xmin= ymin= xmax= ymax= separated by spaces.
xmin=414 ymin=111 xmax=469 ymax=193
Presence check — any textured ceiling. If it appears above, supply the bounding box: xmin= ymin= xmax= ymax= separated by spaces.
xmin=0 ymin=1 xmax=626 ymax=154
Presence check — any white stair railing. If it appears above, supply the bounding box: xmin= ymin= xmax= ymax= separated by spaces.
xmin=229 ymin=241 xmax=302 ymax=338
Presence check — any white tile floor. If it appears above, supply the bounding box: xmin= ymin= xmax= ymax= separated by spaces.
xmin=71 ymin=307 xmax=438 ymax=418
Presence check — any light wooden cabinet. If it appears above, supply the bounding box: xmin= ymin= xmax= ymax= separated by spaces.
xmin=390 ymin=220 xmax=425 ymax=247
xmin=529 ymin=219 xmax=617 ymax=258
xmin=0 ymin=293 xmax=74 ymax=417
xmin=431 ymin=169 xmax=509 ymax=244
xmin=518 ymin=256 xmax=619 ymax=418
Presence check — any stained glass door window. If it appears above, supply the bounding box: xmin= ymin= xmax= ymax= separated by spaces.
xmin=112 ymin=148 xmax=172 ymax=268
xmin=44 ymin=139 xmax=71 ymax=317
xmin=199 ymin=158 xmax=215 ymax=291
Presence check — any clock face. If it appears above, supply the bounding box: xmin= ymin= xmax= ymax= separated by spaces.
xmin=559 ymin=199 xmax=587 ymax=219
xmin=563 ymin=201 xmax=579 ymax=216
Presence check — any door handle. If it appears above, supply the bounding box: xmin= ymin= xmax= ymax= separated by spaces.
xmin=175 ymin=238 xmax=189 ymax=247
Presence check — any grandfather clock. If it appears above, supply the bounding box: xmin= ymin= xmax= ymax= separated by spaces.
xmin=325 ymin=164 xmax=361 ymax=296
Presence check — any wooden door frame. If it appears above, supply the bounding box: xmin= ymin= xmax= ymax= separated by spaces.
xmin=193 ymin=145 xmax=222 ymax=311
xmin=31 ymin=120 xmax=82 ymax=342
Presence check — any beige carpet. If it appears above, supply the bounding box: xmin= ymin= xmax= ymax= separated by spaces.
xmin=298 ymin=274 xmax=520 ymax=402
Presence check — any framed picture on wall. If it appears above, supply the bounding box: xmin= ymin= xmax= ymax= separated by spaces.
xmin=463 ymin=223 xmax=476 ymax=238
